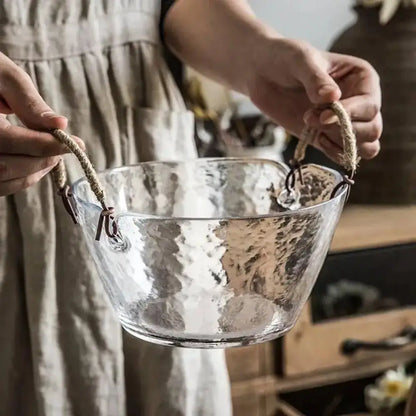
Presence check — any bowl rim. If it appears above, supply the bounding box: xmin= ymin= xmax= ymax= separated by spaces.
xmin=72 ymin=157 xmax=348 ymax=221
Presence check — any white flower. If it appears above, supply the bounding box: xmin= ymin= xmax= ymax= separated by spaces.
xmin=365 ymin=366 xmax=414 ymax=412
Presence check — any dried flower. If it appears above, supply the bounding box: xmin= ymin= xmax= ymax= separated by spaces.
xmin=357 ymin=0 xmax=416 ymax=23
xmin=365 ymin=366 xmax=414 ymax=413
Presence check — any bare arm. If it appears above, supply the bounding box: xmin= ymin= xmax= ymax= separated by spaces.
xmin=164 ymin=0 xmax=382 ymax=162
xmin=164 ymin=0 xmax=278 ymax=94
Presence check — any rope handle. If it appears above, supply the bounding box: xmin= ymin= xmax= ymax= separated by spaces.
xmin=286 ymin=101 xmax=360 ymax=195
xmin=50 ymin=129 xmax=118 ymax=241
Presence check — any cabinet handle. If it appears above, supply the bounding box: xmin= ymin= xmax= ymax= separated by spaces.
xmin=341 ymin=326 xmax=416 ymax=355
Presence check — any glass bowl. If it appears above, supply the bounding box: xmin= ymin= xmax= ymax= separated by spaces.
xmin=72 ymin=158 xmax=347 ymax=348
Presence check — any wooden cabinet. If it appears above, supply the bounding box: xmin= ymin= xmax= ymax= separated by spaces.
xmin=226 ymin=205 xmax=416 ymax=415
xmin=284 ymin=305 xmax=416 ymax=377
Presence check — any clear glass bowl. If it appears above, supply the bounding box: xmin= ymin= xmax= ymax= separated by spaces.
xmin=72 ymin=158 xmax=347 ymax=348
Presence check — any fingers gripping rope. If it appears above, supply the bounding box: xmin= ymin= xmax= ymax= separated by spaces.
xmin=50 ymin=129 xmax=118 ymax=241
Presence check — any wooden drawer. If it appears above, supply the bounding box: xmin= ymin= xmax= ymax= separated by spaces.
xmin=232 ymin=394 xmax=279 ymax=416
xmin=283 ymin=242 xmax=416 ymax=377
xmin=226 ymin=343 xmax=280 ymax=415
xmin=226 ymin=342 xmax=275 ymax=382
xmin=284 ymin=305 xmax=416 ymax=376
xmin=232 ymin=395 xmax=263 ymax=416
xmin=228 ymin=243 xmax=416 ymax=382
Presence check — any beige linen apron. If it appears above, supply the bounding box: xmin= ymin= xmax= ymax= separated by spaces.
xmin=0 ymin=1 xmax=232 ymax=415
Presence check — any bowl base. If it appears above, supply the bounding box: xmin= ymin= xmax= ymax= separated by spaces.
xmin=120 ymin=320 xmax=294 ymax=349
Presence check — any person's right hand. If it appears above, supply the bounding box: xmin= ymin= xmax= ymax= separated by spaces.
xmin=246 ymin=38 xmax=382 ymax=164
xmin=0 ymin=52 xmax=84 ymax=196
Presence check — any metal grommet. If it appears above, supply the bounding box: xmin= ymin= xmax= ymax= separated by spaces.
xmin=330 ymin=175 xmax=355 ymax=199
xmin=57 ymin=185 xmax=79 ymax=224
xmin=285 ymin=159 xmax=304 ymax=193
xmin=95 ymin=206 xmax=119 ymax=241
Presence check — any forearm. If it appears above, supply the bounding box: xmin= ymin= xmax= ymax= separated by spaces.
xmin=164 ymin=0 xmax=281 ymax=94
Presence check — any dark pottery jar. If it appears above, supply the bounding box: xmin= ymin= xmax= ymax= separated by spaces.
xmin=330 ymin=6 xmax=416 ymax=204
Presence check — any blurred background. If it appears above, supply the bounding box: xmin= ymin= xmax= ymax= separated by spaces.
xmin=235 ymin=0 xmax=355 ymax=115
xmin=248 ymin=0 xmax=354 ymax=49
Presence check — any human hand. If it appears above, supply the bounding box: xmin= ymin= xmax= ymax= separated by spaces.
xmin=247 ymin=38 xmax=382 ymax=164
xmin=0 ymin=52 xmax=84 ymax=196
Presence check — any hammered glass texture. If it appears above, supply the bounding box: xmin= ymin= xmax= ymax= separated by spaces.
xmin=72 ymin=159 xmax=347 ymax=348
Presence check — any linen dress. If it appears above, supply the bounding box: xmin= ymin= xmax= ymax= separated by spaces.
xmin=0 ymin=1 xmax=232 ymax=415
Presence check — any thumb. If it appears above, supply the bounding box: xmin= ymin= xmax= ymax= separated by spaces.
xmin=1 ymin=68 xmax=67 ymax=130
xmin=294 ymin=49 xmax=341 ymax=105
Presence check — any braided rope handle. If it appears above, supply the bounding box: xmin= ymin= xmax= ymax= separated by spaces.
xmin=294 ymin=102 xmax=359 ymax=174
xmin=50 ymin=129 xmax=117 ymax=241
xmin=51 ymin=129 xmax=106 ymax=206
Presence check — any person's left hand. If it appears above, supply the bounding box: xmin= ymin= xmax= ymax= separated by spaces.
xmin=246 ymin=38 xmax=382 ymax=164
